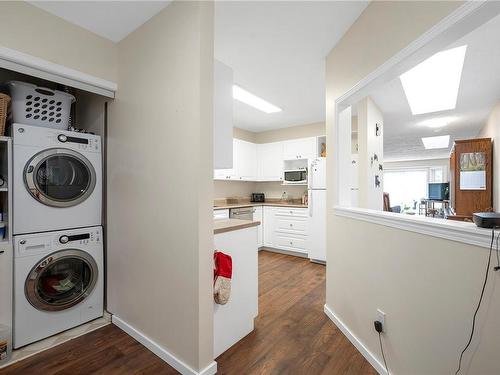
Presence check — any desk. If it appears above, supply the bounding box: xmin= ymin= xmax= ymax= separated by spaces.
xmin=420 ymin=200 xmax=449 ymax=218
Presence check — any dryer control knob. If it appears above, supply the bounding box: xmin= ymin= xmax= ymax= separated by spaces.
xmin=59 ymin=235 xmax=69 ymax=244
xmin=58 ymin=134 xmax=67 ymax=143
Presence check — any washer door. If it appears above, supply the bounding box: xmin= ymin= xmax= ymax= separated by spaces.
xmin=24 ymin=148 xmax=96 ymax=208
xmin=25 ymin=249 xmax=98 ymax=312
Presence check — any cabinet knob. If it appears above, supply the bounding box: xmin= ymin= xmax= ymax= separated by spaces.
xmin=290 ymin=223 xmax=293 ymax=227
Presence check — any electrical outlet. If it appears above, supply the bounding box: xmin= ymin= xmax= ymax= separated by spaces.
xmin=376 ymin=309 xmax=386 ymax=331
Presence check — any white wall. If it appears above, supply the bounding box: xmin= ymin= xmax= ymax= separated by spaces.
xmin=0 ymin=2 xmax=117 ymax=82
xmin=357 ymin=97 xmax=384 ymax=210
xmin=326 ymin=2 xmax=500 ymax=374
xmin=478 ymin=102 xmax=500 ymax=210
xmin=107 ymin=1 xmax=214 ymax=372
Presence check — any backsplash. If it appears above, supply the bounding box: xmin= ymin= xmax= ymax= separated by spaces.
xmin=214 ymin=180 xmax=307 ymax=200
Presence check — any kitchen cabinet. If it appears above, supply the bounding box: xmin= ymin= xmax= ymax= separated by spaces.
xmin=214 ymin=139 xmax=237 ymax=180
xmin=263 ymin=206 xmax=276 ymax=247
xmin=235 ymin=139 xmax=258 ymax=181
xmin=254 ymin=206 xmax=263 ymax=247
xmin=213 ymin=60 xmax=234 ymax=169
xmin=257 ymin=142 xmax=283 ymax=181
xmin=283 ymin=137 xmax=316 ymax=160
xmin=214 ymin=136 xmax=322 ymax=181
xmin=213 ymin=209 xmax=230 ymax=220
xmin=263 ymin=206 xmax=308 ymax=254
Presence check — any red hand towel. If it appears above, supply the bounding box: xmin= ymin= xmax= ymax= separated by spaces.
xmin=214 ymin=251 xmax=232 ymax=305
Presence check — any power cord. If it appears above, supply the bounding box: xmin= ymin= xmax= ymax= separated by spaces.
xmin=495 ymin=231 xmax=500 ymax=271
xmin=454 ymin=227 xmax=497 ymax=375
xmin=374 ymin=321 xmax=390 ymax=375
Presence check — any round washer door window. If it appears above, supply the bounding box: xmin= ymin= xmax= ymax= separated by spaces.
xmin=25 ymin=249 xmax=98 ymax=312
xmin=24 ymin=148 xmax=96 ymax=208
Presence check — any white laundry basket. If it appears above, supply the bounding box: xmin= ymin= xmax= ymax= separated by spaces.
xmin=7 ymin=81 xmax=75 ymax=130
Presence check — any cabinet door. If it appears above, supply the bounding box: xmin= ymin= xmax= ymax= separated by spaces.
xmin=263 ymin=207 xmax=275 ymax=247
xmin=258 ymin=142 xmax=283 ymax=181
xmin=254 ymin=206 xmax=263 ymax=247
xmin=213 ymin=209 xmax=230 ymax=219
xmin=235 ymin=139 xmax=257 ymax=181
xmin=283 ymin=138 xmax=316 ymax=160
xmin=213 ymin=60 xmax=233 ymax=169
xmin=214 ymin=139 xmax=237 ymax=180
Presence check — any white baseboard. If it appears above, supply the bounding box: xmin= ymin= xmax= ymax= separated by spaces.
xmin=112 ymin=315 xmax=217 ymax=375
xmin=323 ymin=304 xmax=388 ymax=375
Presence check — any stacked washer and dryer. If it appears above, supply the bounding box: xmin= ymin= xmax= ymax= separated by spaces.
xmin=8 ymin=83 xmax=104 ymax=348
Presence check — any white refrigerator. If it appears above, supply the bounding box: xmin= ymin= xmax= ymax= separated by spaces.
xmin=308 ymin=157 xmax=326 ymax=263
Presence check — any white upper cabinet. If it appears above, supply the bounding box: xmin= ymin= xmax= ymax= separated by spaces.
xmin=214 ymin=139 xmax=237 ymax=180
xmin=213 ymin=60 xmax=234 ymax=169
xmin=257 ymin=142 xmax=283 ymax=181
xmin=235 ymin=139 xmax=258 ymax=181
xmin=214 ymin=136 xmax=322 ymax=181
xmin=283 ymin=137 xmax=316 ymax=160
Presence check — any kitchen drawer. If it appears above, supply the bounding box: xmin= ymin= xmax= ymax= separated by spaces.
xmin=275 ymin=217 xmax=307 ymax=234
xmin=275 ymin=207 xmax=308 ymax=218
xmin=213 ymin=209 xmax=230 ymax=219
xmin=274 ymin=233 xmax=307 ymax=253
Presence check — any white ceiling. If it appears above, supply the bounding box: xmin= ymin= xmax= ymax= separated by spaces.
xmin=31 ymin=1 xmax=368 ymax=132
xmin=369 ymin=14 xmax=500 ymax=162
xmin=29 ymin=1 xmax=170 ymax=42
xmin=215 ymin=1 xmax=368 ymax=132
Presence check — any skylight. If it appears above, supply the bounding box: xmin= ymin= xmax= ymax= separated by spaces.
xmin=419 ymin=116 xmax=458 ymax=128
xmin=400 ymin=45 xmax=467 ymax=115
xmin=421 ymin=135 xmax=450 ymax=149
xmin=233 ymin=85 xmax=282 ymax=114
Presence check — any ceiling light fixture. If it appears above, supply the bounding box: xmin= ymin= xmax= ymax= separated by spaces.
xmin=233 ymin=85 xmax=282 ymax=114
xmin=419 ymin=116 xmax=458 ymax=128
xmin=421 ymin=135 xmax=450 ymax=149
xmin=400 ymin=45 xmax=467 ymax=115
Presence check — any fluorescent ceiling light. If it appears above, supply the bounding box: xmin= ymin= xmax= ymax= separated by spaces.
xmin=419 ymin=116 xmax=458 ymax=128
xmin=400 ymin=45 xmax=467 ymax=115
xmin=421 ymin=135 xmax=450 ymax=149
xmin=233 ymin=85 xmax=282 ymax=113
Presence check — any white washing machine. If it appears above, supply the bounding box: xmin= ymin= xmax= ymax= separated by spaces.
xmin=13 ymin=123 xmax=102 ymax=235
xmin=13 ymin=226 xmax=103 ymax=348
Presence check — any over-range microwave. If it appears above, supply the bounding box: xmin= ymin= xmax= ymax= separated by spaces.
xmin=283 ymin=169 xmax=307 ymax=184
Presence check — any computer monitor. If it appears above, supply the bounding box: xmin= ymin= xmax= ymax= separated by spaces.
xmin=428 ymin=182 xmax=449 ymax=201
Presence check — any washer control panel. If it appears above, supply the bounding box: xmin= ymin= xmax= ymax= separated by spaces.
xmin=15 ymin=226 xmax=102 ymax=257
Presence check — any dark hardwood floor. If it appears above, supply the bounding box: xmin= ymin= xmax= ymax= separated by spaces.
xmin=1 ymin=250 xmax=375 ymax=375
xmin=216 ymin=250 xmax=376 ymax=375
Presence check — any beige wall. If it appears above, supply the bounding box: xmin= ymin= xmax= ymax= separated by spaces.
xmin=256 ymin=121 xmax=324 ymax=143
xmin=325 ymin=2 xmax=500 ymax=374
xmin=214 ymin=180 xmax=306 ymax=201
xmin=107 ymin=2 xmax=214 ymax=372
xmin=233 ymin=127 xmax=257 ymax=143
xmin=478 ymin=102 xmax=500 ymax=210
xmin=0 ymin=2 xmax=117 ymax=82
xmin=234 ymin=121 xmax=324 ymax=144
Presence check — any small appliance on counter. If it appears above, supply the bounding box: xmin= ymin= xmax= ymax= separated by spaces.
xmin=251 ymin=193 xmax=265 ymax=203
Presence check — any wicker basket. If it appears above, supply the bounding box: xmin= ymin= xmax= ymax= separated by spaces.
xmin=0 ymin=93 xmax=10 ymax=136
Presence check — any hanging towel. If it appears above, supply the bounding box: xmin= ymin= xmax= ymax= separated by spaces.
xmin=214 ymin=251 xmax=232 ymax=305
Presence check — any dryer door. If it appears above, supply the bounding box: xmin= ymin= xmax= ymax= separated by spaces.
xmin=25 ymin=249 xmax=98 ymax=311
xmin=24 ymin=148 xmax=97 ymax=208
